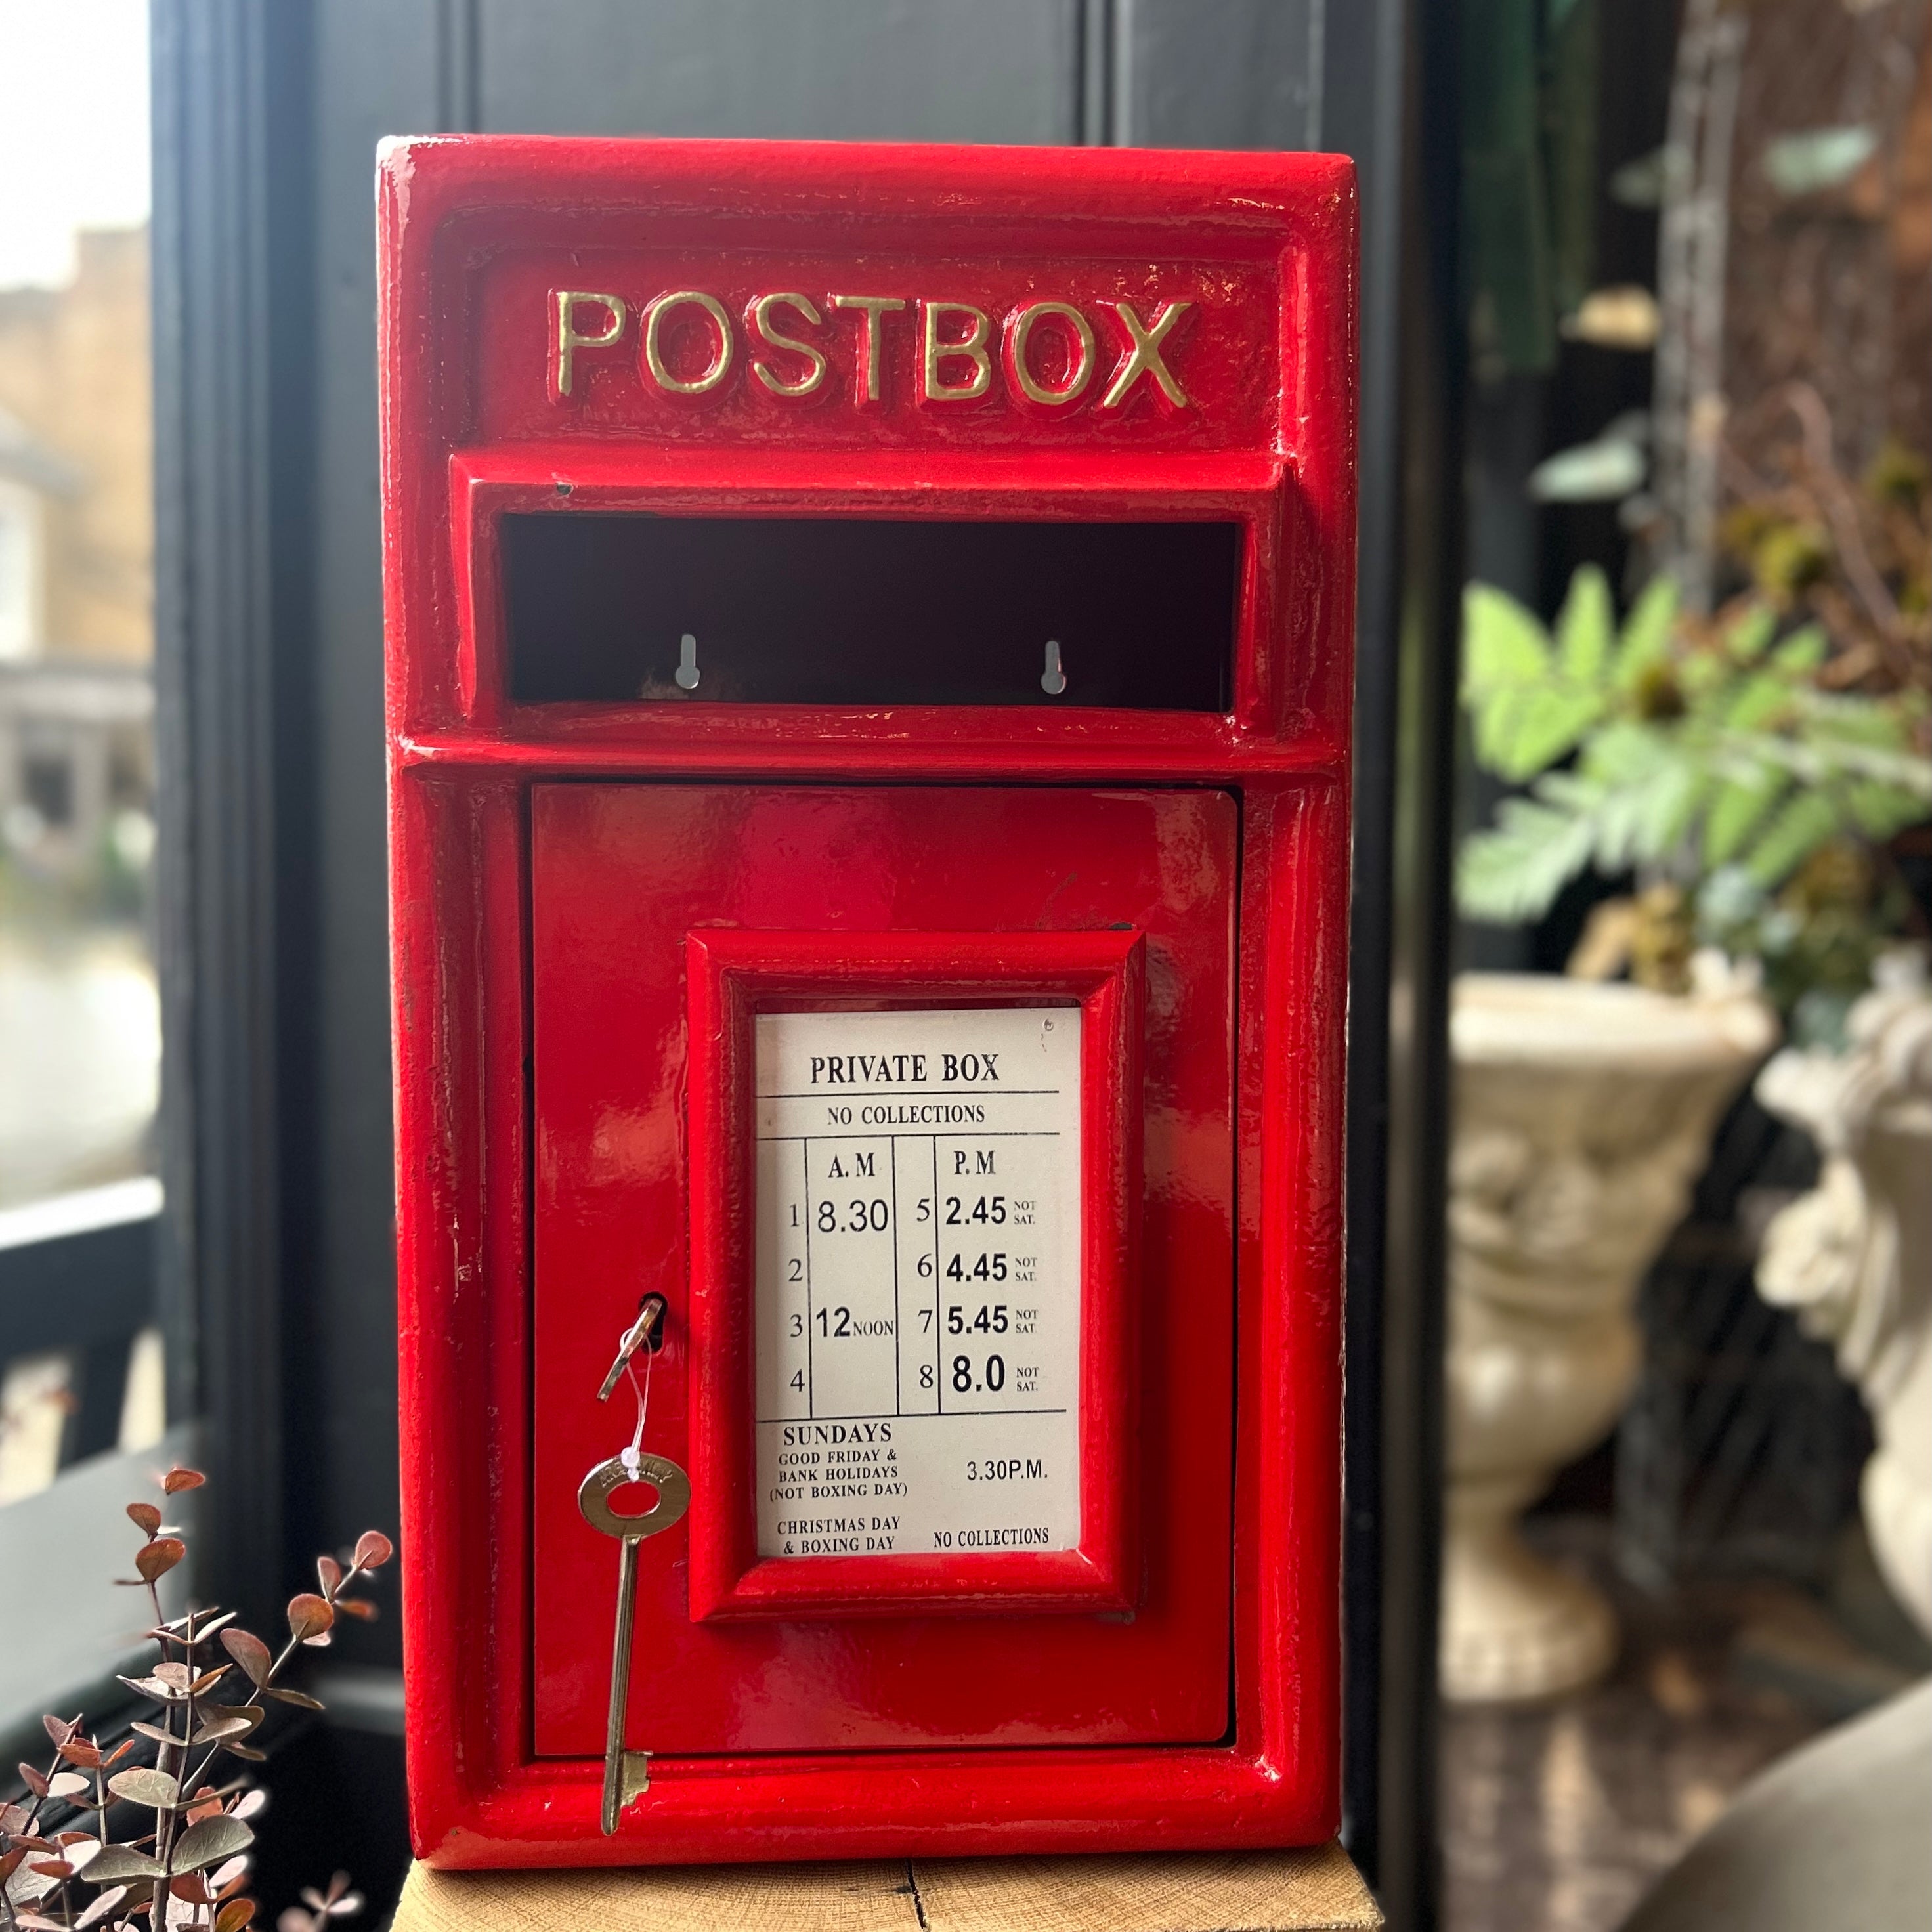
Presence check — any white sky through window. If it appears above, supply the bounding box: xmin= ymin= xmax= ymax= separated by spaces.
xmin=0 ymin=0 xmax=151 ymax=289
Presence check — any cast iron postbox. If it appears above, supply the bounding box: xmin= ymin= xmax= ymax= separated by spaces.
xmin=379 ymin=135 xmax=1356 ymax=1868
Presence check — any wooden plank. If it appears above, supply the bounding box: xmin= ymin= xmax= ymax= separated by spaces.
xmin=394 ymin=1860 xmax=918 ymax=1932
xmin=391 ymin=1848 xmax=1380 ymax=1932
xmin=911 ymin=1849 xmax=1381 ymax=1931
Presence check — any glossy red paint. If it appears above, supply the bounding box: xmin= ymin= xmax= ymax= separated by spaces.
xmin=533 ymin=786 xmax=1230 ymax=1757
xmin=380 ymin=136 xmax=1356 ymax=1867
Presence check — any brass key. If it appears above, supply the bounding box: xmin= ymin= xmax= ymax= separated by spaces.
xmin=578 ymin=1449 xmax=690 ymax=1835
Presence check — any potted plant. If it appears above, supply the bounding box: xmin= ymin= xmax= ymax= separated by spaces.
xmin=1442 ymin=565 xmax=1930 ymax=1702
xmin=2 ymin=1466 xmax=390 ymax=1932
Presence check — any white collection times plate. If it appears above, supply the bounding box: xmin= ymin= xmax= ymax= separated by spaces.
xmin=752 ymin=1005 xmax=1082 ymax=1560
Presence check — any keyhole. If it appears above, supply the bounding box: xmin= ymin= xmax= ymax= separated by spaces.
xmin=675 ymin=633 xmax=700 ymax=690
xmin=1041 ymin=639 xmax=1067 ymax=696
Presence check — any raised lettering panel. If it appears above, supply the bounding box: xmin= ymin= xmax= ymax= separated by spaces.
xmin=473 ymin=251 xmax=1276 ymax=450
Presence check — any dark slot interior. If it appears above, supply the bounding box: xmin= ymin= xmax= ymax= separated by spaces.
xmin=501 ymin=513 xmax=1237 ymax=710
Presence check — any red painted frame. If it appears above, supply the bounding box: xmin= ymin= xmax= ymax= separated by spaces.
xmin=381 ymin=135 xmax=1357 ymax=1867
xmin=447 ymin=452 xmax=1283 ymax=734
xmin=683 ymin=928 xmax=1142 ymax=1622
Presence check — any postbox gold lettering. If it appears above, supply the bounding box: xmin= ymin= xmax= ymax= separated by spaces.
xmin=550 ymin=290 xmax=626 ymax=400
xmin=920 ymin=301 xmax=993 ymax=405
xmin=748 ymin=291 xmax=829 ymax=399
xmin=643 ymin=290 xmax=734 ymax=395
xmin=546 ymin=284 xmax=1199 ymax=414
xmin=828 ymin=294 xmax=905 ymax=408
xmin=1004 ymin=301 xmax=1096 ymax=408
xmin=1099 ymin=299 xmax=1193 ymax=411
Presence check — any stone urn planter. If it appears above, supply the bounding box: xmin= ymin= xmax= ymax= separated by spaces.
xmin=1755 ymin=956 xmax=1932 ymax=1639
xmin=1443 ymin=967 xmax=1777 ymax=1703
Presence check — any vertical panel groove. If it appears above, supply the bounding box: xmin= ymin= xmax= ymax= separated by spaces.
xmin=437 ymin=0 xmax=480 ymax=131
xmin=151 ymin=0 xmax=288 ymax=1625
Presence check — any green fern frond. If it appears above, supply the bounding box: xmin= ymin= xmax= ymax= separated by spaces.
xmin=1612 ymin=576 xmax=1677 ymax=691
xmin=1555 ymin=565 xmax=1614 ymax=683
xmin=1457 ymin=797 xmax=1599 ymax=924
xmin=1704 ymin=769 xmax=1787 ymax=867
xmin=1461 ymin=582 xmax=1607 ymax=782
xmin=1743 ymin=791 xmax=1841 ymax=887
xmin=1456 ymin=566 xmax=1932 ymax=923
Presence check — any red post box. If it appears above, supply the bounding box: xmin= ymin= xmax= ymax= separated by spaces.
xmin=379 ymin=135 xmax=1356 ymax=1868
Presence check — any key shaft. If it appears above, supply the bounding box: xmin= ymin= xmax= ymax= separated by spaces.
xmin=578 ymin=1450 xmax=692 ymax=1836
xmin=603 ymin=1535 xmax=645 ymax=1835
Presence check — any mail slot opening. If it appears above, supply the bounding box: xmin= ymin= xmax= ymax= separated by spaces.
xmin=501 ymin=513 xmax=1237 ymax=709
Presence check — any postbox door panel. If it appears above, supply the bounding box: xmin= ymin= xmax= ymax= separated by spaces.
xmin=530 ymin=783 xmax=1236 ymax=1756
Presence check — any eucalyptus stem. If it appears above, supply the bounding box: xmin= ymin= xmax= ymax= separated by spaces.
xmin=0 ymin=1472 xmax=388 ymax=1932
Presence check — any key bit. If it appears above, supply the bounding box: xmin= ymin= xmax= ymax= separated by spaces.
xmin=596 ymin=1294 xmax=668 ymax=1402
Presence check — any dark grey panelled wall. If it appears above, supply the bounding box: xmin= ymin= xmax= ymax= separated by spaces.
xmin=159 ymin=4 xmax=1455 ymax=1925
xmin=466 ymin=0 xmax=1324 ymax=148
xmin=1113 ymin=0 xmax=1323 ymax=147
xmin=475 ymin=0 xmax=1086 ymax=140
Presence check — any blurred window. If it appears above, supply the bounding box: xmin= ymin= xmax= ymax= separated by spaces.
xmin=0 ymin=493 xmax=33 ymax=656
xmin=0 ymin=0 xmax=166 ymax=1583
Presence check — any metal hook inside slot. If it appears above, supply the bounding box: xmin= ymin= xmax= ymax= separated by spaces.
xmin=674 ymin=633 xmax=700 ymax=690
xmin=1041 ymin=638 xmax=1067 ymax=695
